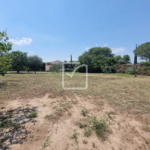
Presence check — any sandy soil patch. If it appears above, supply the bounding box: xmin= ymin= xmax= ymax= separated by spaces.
xmin=0 ymin=94 xmax=150 ymax=150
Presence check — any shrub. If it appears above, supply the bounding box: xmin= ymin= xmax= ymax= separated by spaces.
xmin=142 ymin=66 xmax=150 ymax=71
xmin=102 ymin=66 xmax=113 ymax=73
xmin=127 ymin=65 xmax=136 ymax=74
xmin=119 ymin=69 xmax=125 ymax=73
xmin=139 ymin=61 xmax=150 ymax=66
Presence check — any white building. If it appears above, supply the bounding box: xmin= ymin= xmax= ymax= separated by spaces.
xmin=45 ymin=60 xmax=62 ymax=71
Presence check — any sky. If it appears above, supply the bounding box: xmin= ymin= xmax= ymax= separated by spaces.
xmin=0 ymin=0 xmax=150 ymax=63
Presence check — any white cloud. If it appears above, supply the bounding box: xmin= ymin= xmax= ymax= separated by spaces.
xmin=104 ymin=44 xmax=108 ymax=47
xmin=85 ymin=47 xmax=90 ymax=50
xmin=96 ymin=44 xmax=98 ymax=46
xmin=9 ymin=37 xmax=33 ymax=46
xmin=112 ymin=47 xmax=125 ymax=53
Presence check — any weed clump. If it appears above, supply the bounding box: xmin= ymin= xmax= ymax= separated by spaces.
xmin=48 ymin=94 xmax=56 ymax=98
xmin=0 ymin=120 xmax=21 ymax=129
xmin=84 ymin=127 xmax=92 ymax=137
xmin=90 ymin=118 xmax=109 ymax=138
xmin=29 ymin=112 xmax=37 ymax=118
xmin=81 ymin=107 xmax=88 ymax=116
xmin=42 ymin=137 xmax=52 ymax=149
xmin=76 ymin=121 xmax=87 ymax=128
xmin=45 ymin=114 xmax=53 ymax=120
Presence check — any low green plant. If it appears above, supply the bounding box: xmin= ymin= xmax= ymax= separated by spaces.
xmin=84 ymin=127 xmax=92 ymax=137
xmin=1 ymin=107 xmax=5 ymax=109
xmin=28 ymin=112 xmax=37 ymax=118
xmin=0 ymin=120 xmax=21 ymax=129
xmin=42 ymin=137 xmax=52 ymax=149
xmin=76 ymin=121 xmax=87 ymax=128
xmin=119 ymin=69 xmax=125 ymax=73
xmin=81 ymin=107 xmax=88 ymax=116
xmin=72 ymin=129 xmax=78 ymax=144
xmin=48 ymin=94 xmax=56 ymax=98
xmin=55 ymin=108 xmax=63 ymax=116
xmin=0 ymin=115 xmax=12 ymax=121
xmin=45 ymin=114 xmax=53 ymax=120
xmin=90 ymin=118 xmax=109 ymax=138
xmin=92 ymin=142 xmax=96 ymax=148
xmin=106 ymin=111 xmax=115 ymax=121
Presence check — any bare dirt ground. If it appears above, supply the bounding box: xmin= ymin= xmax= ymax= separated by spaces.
xmin=1 ymin=93 xmax=150 ymax=150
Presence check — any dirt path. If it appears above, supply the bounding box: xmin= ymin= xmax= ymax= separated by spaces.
xmin=0 ymin=94 xmax=150 ymax=150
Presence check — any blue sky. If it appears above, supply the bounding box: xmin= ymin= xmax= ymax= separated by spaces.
xmin=0 ymin=0 xmax=150 ymax=63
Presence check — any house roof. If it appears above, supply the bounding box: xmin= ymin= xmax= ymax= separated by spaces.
xmin=46 ymin=64 xmax=52 ymax=67
xmin=51 ymin=60 xmax=62 ymax=64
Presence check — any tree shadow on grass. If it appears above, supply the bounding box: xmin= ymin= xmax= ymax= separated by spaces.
xmin=0 ymin=106 xmax=38 ymax=149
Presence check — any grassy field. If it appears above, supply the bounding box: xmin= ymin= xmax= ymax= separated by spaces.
xmin=0 ymin=71 xmax=150 ymax=113
xmin=1 ymin=72 xmax=150 ymax=149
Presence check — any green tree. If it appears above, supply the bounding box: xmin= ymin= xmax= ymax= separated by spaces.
xmin=134 ymin=42 xmax=150 ymax=61
xmin=78 ymin=47 xmax=115 ymax=72
xmin=134 ymin=44 xmax=138 ymax=64
xmin=114 ymin=55 xmax=122 ymax=61
xmin=122 ymin=55 xmax=131 ymax=63
xmin=0 ymin=31 xmax=13 ymax=76
xmin=28 ymin=55 xmax=43 ymax=73
xmin=11 ymin=51 xmax=28 ymax=73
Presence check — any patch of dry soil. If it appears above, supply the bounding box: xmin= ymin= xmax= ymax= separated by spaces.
xmin=0 ymin=94 xmax=150 ymax=150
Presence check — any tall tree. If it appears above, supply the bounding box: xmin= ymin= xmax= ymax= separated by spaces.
xmin=0 ymin=30 xmax=13 ymax=76
xmin=71 ymin=54 xmax=72 ymax=69
xmin=134 ymin=42 xmax=150 ymax=61
xmin=28 ymin=55 xmax=43 ymax=73
xmin=134 ymin=44 xmax=138 ymax=64
xmin=11 ymin=51 xmax=28 ymax=73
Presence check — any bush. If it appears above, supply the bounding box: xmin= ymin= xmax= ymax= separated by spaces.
xmin=142 ymin=66 xmax=150 ymax=71
xmin=139 ymin=61 xmax=150 ymax=66
xmin=127 ymin=66 xmax=136 ymax=74
xmin=119 ymin=69 xmax=125 ymax=73
xmin=102 ymin=66 xmax=113 ymax=73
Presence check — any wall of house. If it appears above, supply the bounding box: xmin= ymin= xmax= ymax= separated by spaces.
xmin=45 ymin=65 xmax=50 ymax=71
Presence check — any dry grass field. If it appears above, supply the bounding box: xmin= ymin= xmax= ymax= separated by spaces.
xmin=0 ymin=72 xmax=150 ymax=150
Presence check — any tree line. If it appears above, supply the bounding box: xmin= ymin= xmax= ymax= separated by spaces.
xmin=1 ymin=30 xmax=150 ymax=75
xmin=0 ymin=31 xmax=44 ymax=76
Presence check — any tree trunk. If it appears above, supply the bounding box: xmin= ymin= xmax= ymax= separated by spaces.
xmin=17 ymin=70 xmax=19 ymax=73
xmin=35 ymin=71 xmax=36 ymax=74
xmin=28 ymin=71 xmax=29 ymax=73
xmin=149 ymin=55 xmax=150 ymax=61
